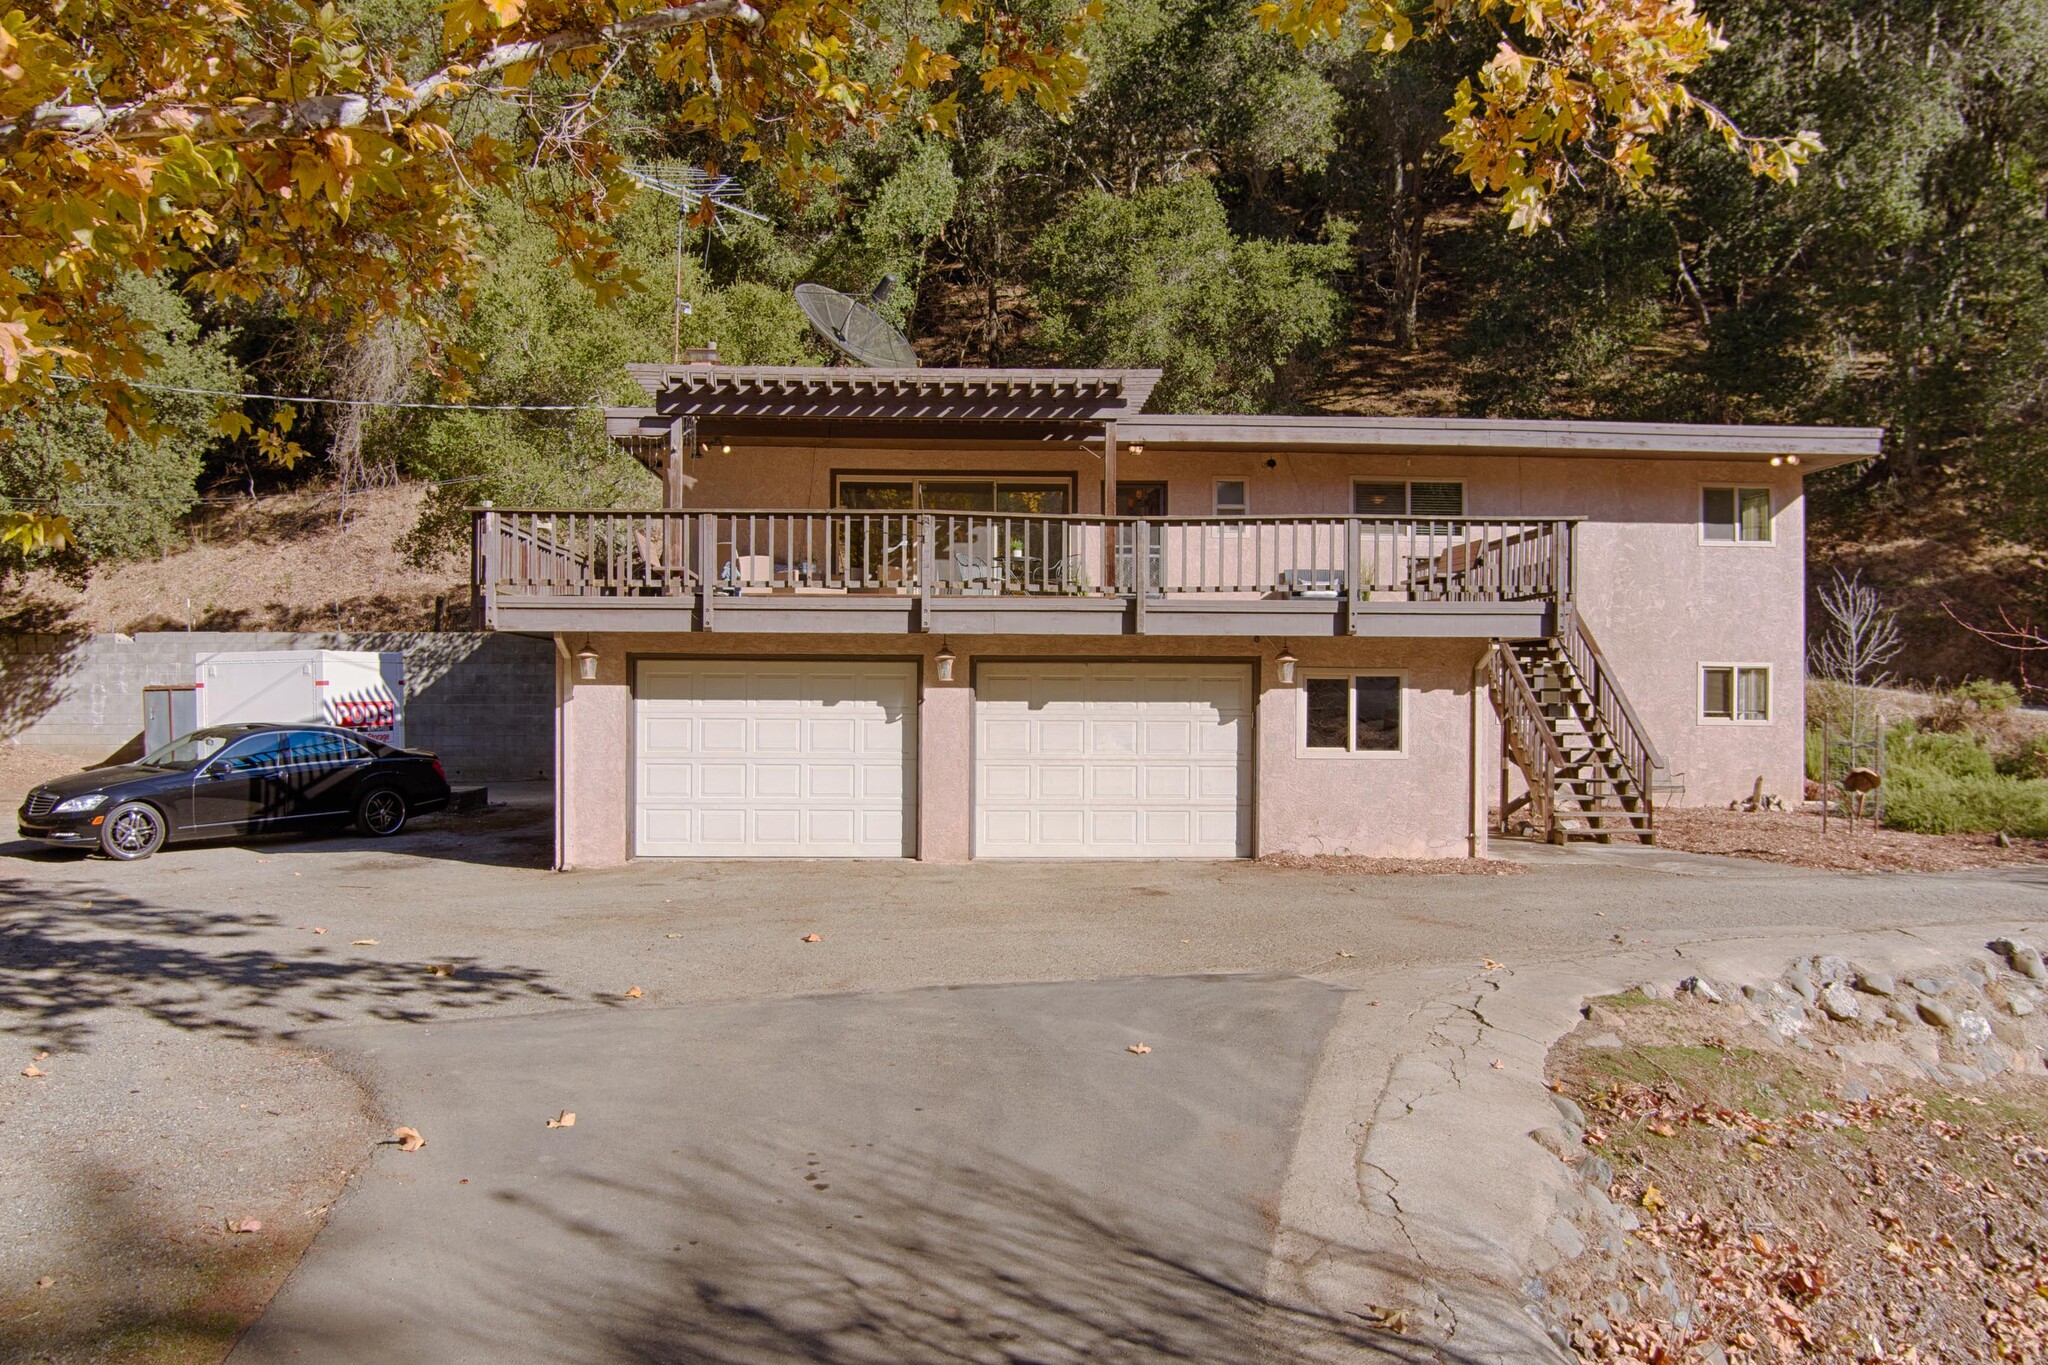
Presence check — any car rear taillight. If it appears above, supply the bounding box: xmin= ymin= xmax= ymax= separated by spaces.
xmin=430 ymin=758 xmax=447 ymax=782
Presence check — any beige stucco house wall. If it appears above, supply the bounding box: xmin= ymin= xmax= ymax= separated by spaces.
xmin=553 ymin=632 xmax=1488 ymax=869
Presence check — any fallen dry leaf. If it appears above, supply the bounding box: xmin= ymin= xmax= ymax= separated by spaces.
xmin=664 ymin=933 xmax=682 ymax=939
xmin=350 ymin=939 xmax=379 ymax=946
xmin=1650 ymin=1121 xmax=1678 ymax=1138
xmin=21 ymin=1063 xmax=45 ymax=1078
xmin=1641 ymin=1184 xmax=1667 ymax=1211
xmin=1126 ymin=1043 xmax=1152 ymax=1055
xmin=1490 ymin=1059 xmax=1506 ymax=1070
xmin=546 ymin=1111 xmax=577 ymax=1129
xmin=801 ymin=933 xmax=822 ymax=943
xmin=623 ymin=986 xmax=643 ymax=999
xmin=426 ymin=964 xmax=454 ymax=977
xmin=393 ymin=1126 xmax=426 ymax=1152
xmin=311 ymin=927 xmax=327 ymax=934
xmin=35 ymin=1276 xmax=54 ymax=1290
xmin=1336 ymin=950 xmax=1356 ymax=958
xmin=227 ymin=1217 xmax=262 ymax=1234
xmin=1482 ymin=958 xmax=1507 ymax=972
xmin=33 ymin=1051 xmax=49 ymax=1061
xmin=1355 ymin=1305 xmax=1412 ymax=1334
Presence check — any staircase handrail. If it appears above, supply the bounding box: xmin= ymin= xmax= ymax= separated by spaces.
xmin=1492 ymin=644 xmax=1570 ymax=840
xmin=1562 ymin=608 xmax=1666 ymax=793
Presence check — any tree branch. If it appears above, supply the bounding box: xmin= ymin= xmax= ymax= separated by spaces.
xmin=6 ymin=0 xmax=761 ymax=148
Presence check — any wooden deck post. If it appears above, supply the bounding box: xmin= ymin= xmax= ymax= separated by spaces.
xmin=1345 ymin=516 xmax=1362 ymax=636
xmin=696 ymin=511 xmax=717 ymax=631
xmin=1101 ymin=419 xmax=1118 ymax=596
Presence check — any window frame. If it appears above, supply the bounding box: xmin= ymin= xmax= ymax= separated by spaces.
xmin=831 ymin=473 xmax=1078 ymax=514
xmin=1699 ymin=484 xmax=1775 ymax=546
xmin=1213 ymin=478 xmax=1249 ymax=516
xmin=1351 ymin=479 xmax=1466 ymax=520
xmin=1699 ymin=663 xmax=1773 ymax=724
xmin=1297 ymin=670 xmax=1408 ymax=756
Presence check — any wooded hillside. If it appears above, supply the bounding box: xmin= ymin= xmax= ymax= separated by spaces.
xmin=3 ymin=0 xmax=2043 ymax=684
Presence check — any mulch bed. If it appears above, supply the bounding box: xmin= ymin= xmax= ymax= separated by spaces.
xmin=1257 ymin=852 xmax=1526 ymax=876
xmin=1653 ymin=806 xmax=2048 ymax=873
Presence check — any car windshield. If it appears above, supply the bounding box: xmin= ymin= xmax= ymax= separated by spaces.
xmin=137 ymin=731 xmax=238 ymax=771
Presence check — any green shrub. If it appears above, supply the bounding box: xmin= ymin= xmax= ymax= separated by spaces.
xmin=1954 ymin=680 xmax=2021 ymax=713
xmin=1997 ymin=734 xmax=2048 ymax=782
xmin=1879 ymin=723 xmax=2048 ymax=836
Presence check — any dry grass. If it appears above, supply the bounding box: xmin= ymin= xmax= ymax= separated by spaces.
xmin=1257 ymin=851 xmax=1526 ymax=876
xmin=1655 ymin=806 xmax=2048 ymax=872
xmin=1 ymin=485 xmax=468 ymax=635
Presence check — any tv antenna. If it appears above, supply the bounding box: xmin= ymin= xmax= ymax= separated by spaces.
xmin=795 ymin=277 xmax=920 ymax=367
xmin=622 ymin=162 xmax=767 ymax=365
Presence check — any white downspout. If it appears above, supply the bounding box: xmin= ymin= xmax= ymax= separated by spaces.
xmin=1470 ymin=643 xmax=1493 ymax=859
xmin=553 ymin=634 xmax=570 ymax=872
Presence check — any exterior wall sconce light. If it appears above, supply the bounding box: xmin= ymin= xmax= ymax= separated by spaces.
xmin=1276 ymin=647 xmax=1297 ymax=685
xmin=575 ymin=639 xmax=600 ymax=682
xmin=1769 ymin=455 xmax=1801 ymax=467
xmin=935 ymin=644 xmax=957 ymax=683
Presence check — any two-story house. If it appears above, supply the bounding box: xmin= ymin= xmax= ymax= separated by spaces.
xmin=469 ymin=364 xmax=1881 ymax=868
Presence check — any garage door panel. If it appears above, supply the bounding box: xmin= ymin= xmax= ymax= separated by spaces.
xmin=976 ymin=663 xmax=1250 ymax=859
xmin=635 ymin=661 xmax=916 ymax=858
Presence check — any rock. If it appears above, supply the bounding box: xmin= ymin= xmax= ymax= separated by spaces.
xmin=1997 ymin=830 xmax=2014 ymax=848
xmin=1910 ymin=976 xmax=1946 ymax=996
xmin=1943 ymin=1062 xmax=1987 ymax=1085
xmin=1886 ymin=998 xmax=1921 ymax=1028
xmin=1583 ymin=1310 xmax=1611 ymax=1336
xmin=1957 ymin=1010 xmax=1995 ymax=1047
xmin=1786 ymin=972 xmax=1819 ymax=1004
xmin=1637 ymin=981 xmax=1672 ymax=1001
xmin=1702 ymin=1346 xmax=1729 ymax=1365
xmin=1820 ymin=982 xmax=1863 ymax=1022
xmin=1551 ymin=1094 xmax=1588 ymax=1130
xmin=1546 ymin=1216 xmax=1587 ymax=1259
xmin=1532 ymin=1126 xmax=1575 ymax=1160
xmin=1578 ymin=1154 xmax=1614 ymax=1190
xmin=1816 ymin=954 xmax=1853 ymax=984
xmin=1607 ymin=1289 xmax=1631 ymax=1320
xmin=1855 ymin=970 xmax=1897 ymax=997
xmin=1978 ymin=1050 xmax=2009 ymax=1078
xmin=1842 ymin=1079 xmax=1873 ymax=1102
xmin=2009 ymin=995 xmax=2036 ymax=1018
xmin=1586 ymin=1187 xmax=1623 ymax=1229
xmin=1962 ymin=961 xmax=1995 ymax=988
xmin=1601 ymin=1232 xmax=1630 ymax=1257
xmin=1583 ymin=1031 xmax=1625 ymax=1050
xmin=1680 ymin=975 xmax=1723 ymax=1004
xmin=1918 ymin=998 xmax=1958 ymax=1030
xmin=1768 ymin=1005 xmax=1808 ymax=1041
xmin=1990 ymin=937 xmax=2048 ymax=983
xmin=1741 ymin=983 xmax=1767 ymax=1004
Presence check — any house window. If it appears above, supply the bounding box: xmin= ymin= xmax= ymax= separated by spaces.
xmin=1214 ymin=479 xmax=1248 ymax=516
xmin=1352 ymin=480 xmax=1466 ymax=519
xmin=836 ymin=476 xmax=1073 ymax=513
xmin=1702 ymin=665 xmax=1771 ymax=722
xmin=1702 ymin=486 xmax=1773 ymax=543
xmin=1303 ymin=674 xmax=1404 ymax=753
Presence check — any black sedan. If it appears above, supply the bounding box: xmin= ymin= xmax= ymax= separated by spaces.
xmin=17 ymin=723 xmax=453 ymax=860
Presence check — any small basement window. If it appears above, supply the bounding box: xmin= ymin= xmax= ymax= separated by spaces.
xmin=1702 ymin=486 xmax=1773 ymax=543
xmin=1215 ymin=479 xmax=1248 ymax=516
xmin=1303 ymin=674 xmax=1404 ymax=753
xmin=1702 ymin=665 xmax=1771 ymax=722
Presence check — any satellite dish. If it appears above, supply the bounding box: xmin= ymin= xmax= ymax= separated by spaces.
xmin=795 ymin=278 xmax=920 ymax=368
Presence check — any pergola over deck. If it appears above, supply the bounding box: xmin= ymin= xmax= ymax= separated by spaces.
xmin=610 ymin=364 xmax=1165 ymax=511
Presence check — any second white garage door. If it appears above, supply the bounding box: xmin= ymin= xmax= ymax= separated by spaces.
xmin=635 ymin=660 xmax=916 ymax=857
xmin=975 ymin=662 xmax=1252 ymax=858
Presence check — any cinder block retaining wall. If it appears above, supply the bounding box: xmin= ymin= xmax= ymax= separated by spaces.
xmin=0 ymin=631 xmax=553 ymax=782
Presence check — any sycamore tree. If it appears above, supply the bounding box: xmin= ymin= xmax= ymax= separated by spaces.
xmin=0 ymin=0 xmax=1820 ymax=550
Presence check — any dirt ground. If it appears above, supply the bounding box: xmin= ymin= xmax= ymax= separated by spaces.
xmin=1256 ymin=851 xmax=1526 ymax=876
xmin=1545 ymin=992 xmax=2048 ymax=1364
xmin=0 ymin=744 xmax=114 ymax=814
xmin=0 ymin=486 xmax=468 ymax=635
xmin=1655 ymin=806 xmax=2048 ymax=873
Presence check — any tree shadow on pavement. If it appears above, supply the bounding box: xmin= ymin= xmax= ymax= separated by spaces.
xmin=0 ymin=876 xmax=565 ymax=1049
xmin=244 ymin=1143 xmax=1516 ymax=1365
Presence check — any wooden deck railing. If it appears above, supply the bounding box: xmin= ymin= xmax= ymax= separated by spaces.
xmin=1558 ymin=608 xmax=1666 ymax=816
xmin=473 ymin=509 xmax=1577 ymax=610
xmin=1493 ymin=644 xmax=1568 ymax=842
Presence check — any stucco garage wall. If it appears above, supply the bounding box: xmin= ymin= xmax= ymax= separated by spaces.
xmin=554 ymin=634 xmax=1487 ymax=869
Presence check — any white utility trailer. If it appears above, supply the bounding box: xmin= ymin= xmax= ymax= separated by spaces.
xmin=192 ymin=650 xmax=407 ymax=747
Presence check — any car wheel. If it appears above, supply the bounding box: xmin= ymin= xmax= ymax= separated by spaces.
xmin=99 ymin=801 xmax=167 ymax=860
xmin=356 ymin=786 xmax=408 ymax=837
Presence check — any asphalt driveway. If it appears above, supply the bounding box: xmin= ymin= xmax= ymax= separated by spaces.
xmin=4 ymin=800 xmax=2045 ymax=1363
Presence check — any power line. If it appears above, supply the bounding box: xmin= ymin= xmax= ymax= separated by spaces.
xmin=50 ymin=373 xmax=609 ymax=413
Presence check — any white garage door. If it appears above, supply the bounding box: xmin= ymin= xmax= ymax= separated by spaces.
xmin=635 ymin=660 xmax=917 ymax=857
xmin=975 ymin=662 xmax=1252 ymax=858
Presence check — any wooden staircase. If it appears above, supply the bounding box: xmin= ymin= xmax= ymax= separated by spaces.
xmin=1492 ymin=612 xmax=1663 ymax=845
